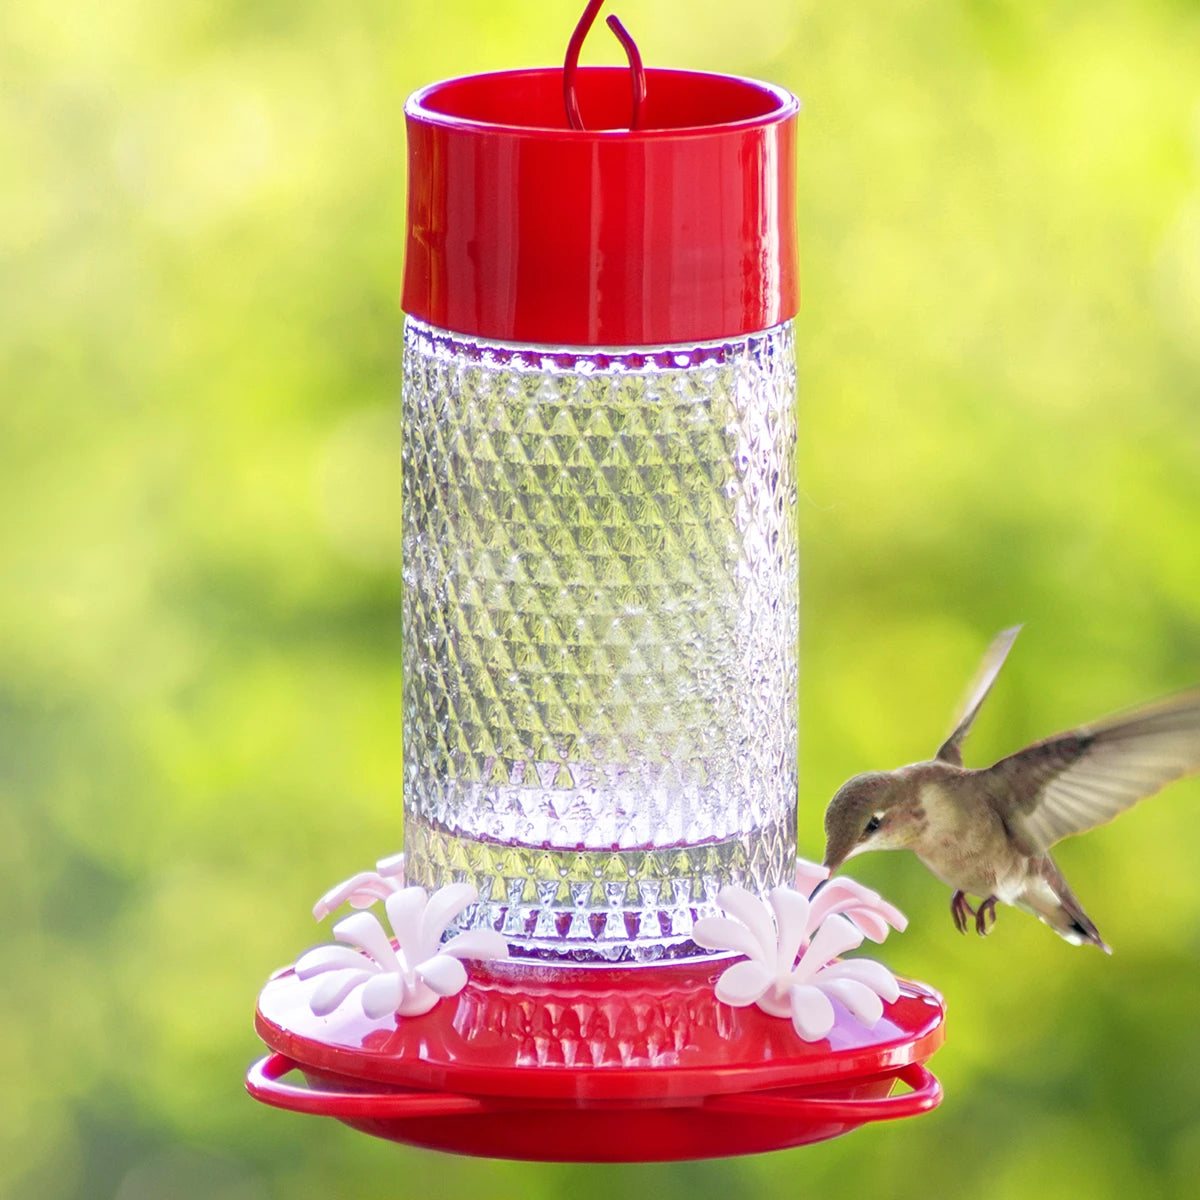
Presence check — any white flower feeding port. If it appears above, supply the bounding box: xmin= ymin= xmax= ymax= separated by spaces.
xmin=246 ymin=1 xmax=945 ymax=1161
xmin=296 ymin=882 xmax=509 ymax=1019
xmin=696 ymin=882 xmax=905 ymax=1040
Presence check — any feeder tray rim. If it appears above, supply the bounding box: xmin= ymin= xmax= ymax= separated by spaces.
xmin=254 ymin=964 xmax=945 ymax=1103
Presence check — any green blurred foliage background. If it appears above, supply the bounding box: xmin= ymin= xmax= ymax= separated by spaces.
xmin=3 ymin=0 xmax=1199 ymax=1196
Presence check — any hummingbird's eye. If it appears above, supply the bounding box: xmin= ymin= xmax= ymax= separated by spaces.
xmin=863 ymin=814 xmax=883 ymax=837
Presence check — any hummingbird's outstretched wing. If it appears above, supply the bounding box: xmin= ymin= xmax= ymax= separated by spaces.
xmin=989 ymin=690 xmax=1200 ymax=853
xmin=935 ymin=625 xmax=1023 ymax=765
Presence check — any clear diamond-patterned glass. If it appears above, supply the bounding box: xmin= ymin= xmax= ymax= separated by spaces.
xmin=401 ymin=317 xmax=798 ymax=961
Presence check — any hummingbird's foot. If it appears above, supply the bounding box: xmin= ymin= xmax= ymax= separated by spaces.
xmin=950 ymin=890 xmax=976 ymax=934
xmin=975 ymin=895 xmax=998 ymax=936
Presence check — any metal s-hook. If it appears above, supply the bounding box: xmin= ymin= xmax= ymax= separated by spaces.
xmin=563 ymin=0 xmax=647 ymax=131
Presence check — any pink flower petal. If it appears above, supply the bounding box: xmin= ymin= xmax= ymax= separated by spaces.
xmin=843 ymin=907 xmax=891 ymax=943
xmin=396 ymin=984 xmax=441 ymax=1017
xmin=851 ymin=891 xmax=906 ymax=932
xmin=794 ymin=859 xmax=829 ymax=898
xmin=768 ymin=887 xmax=811 ymax=970
xmin=807 ymin=879 xmax=863 ymax=927
xmin=417 ymin=954 xmax=469 ymax=996
xmin=418 ymin=883 xmax=478 ymax=960
xmin=714 ymin=886 xmax=778 ymax=960
xmin=309 ymin=969 xmax=371 ymax=1016
xmin=313 ymin=872 xmax=393 ymax=922
xmin=440 ymin=929 xmax=510 ymax=961
xmin=333 ymin=911 xmax=401 ymax=973
xmin=715 ymin=959 xmax=773 ymax=1007
xmin=376 ymin=852 xmax=406 ymax=880
xmin=360 ymin=972 xmax=406 ymax=1019
xmin=810 ymin=878 xmax=907 ymax=934
xmin=692 ymin=916 xmax=767 ymax=960
xmin=755 ymin=982 xmax=794 ymax=1019
xmin=788 ymin=984 xmax=836 ymax=1041
xmin=819 ymin=977 xmax=884 ymax=1027
xmin=819 ymin=958 xmax=901 ymax=1003
xmin=295 ymin=944 xmax=370 ymax=978
xmin=800 ymin=914 xmax=864 ymax=973
xmin=383 ymin=888 xmax=428 ymax=958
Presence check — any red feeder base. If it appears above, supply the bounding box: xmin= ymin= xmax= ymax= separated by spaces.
xmin=248 ymin=957 xmax=945 ymax=1162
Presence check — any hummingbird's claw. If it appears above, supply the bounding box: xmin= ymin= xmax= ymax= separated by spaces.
xmin=975 ymin=895 xmax=998 ymax=936
xmin=951 ymin=890 xmax=999 ymax=937
xmin=950 ymin=890 xmax=975 ymax=935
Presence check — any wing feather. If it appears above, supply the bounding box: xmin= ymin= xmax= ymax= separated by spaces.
xmin=936 ymin=626 xmax=1023 ymax=765
xmin=990 ymin=690 xmax=1200 ymax=853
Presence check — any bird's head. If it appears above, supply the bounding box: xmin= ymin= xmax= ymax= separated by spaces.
xmin=822 ymin=769 xmax=923 ymax=874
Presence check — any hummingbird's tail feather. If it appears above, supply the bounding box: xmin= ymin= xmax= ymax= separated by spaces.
xmin=1013 ymin=856 xmax=1112 ymax=953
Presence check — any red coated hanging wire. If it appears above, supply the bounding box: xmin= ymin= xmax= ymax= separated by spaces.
xmin=563 ymin=0 xmax=647 ymax=131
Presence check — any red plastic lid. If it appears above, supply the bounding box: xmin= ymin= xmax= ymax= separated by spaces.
xmin=401 ymin=66 xmax=800 ymax=346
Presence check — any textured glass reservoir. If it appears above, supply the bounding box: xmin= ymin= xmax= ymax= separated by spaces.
xmin=401 ymin=318 xmax=798 ymax=961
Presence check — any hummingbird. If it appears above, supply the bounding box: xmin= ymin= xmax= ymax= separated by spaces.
xmin=821 ymin=626 xmax=1200 ymax=950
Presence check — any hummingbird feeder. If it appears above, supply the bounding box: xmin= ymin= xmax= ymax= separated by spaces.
xmin=246 ymin=0 xmax=945 ymax=1161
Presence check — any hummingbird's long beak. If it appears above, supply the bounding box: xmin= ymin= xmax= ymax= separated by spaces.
xmin=822 ymin=849 xmax=847 ymax=874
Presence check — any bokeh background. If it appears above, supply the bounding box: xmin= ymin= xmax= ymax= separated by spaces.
xmin=4 ymin=0 xmax=1199 ymax=1196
